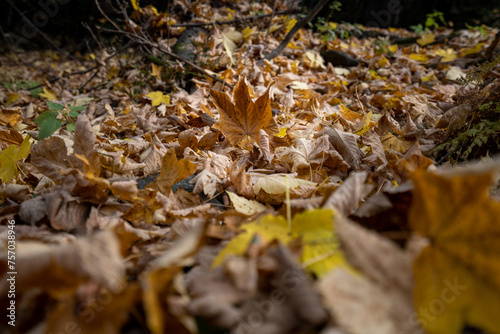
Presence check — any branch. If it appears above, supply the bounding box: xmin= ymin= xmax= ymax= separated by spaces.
xmin=260 ymin=0 xmax=329 ymax=63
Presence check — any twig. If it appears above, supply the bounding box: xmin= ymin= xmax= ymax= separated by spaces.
xmin=260 ymin=0 xmax=329 ymax=64
xmin=171 ymin=9 xmax=300 ymax=28
xmin=94 ymin=2 xmax=234 ymax=89
xmin=264 ymin=0 xmax=277 ymax=43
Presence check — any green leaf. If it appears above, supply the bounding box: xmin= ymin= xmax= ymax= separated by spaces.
xmin=47 ymin=101 xmax=64 ymax=111
xmin=66 ymin=122 xmax=76 ymax=132
xmin=68 ymin=110 xmax=80 ymax=118
xmin=68 ymin=105 xmax=87 ymax=112
xmin=35 ymin=110 xmax=61 ymax=139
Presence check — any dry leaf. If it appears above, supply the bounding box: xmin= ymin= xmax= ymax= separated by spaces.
xmin=211 ymin=76 xmax=278 ymax=151
xmin=410 ymin=166 xmax=500 ymax=334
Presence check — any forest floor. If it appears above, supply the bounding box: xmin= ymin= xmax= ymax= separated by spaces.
xmin=1 ymin=1 xmax=500 ymax=334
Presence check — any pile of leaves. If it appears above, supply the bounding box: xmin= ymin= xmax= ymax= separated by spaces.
xmin=1 ymin=1 xmax=500 ymax=334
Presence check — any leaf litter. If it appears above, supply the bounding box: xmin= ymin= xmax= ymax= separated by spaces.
xmin=0 ymin=2 xmax=500 ymax=334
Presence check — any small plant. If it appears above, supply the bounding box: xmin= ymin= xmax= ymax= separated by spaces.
xmin=410 ymin=10 xmax=447 ymax=34
xmin=310 ymin=1 xmax=342 ymax=41
xmin=432 ymin=102 xmax=500 ymax=163
xmin=35 ymin=101 xmax=87 ymax=139
xmin=465 ymin=23 xmax=488 ymax=38
xmin=425 ymin=10 xmax=446 ymax=30
xmin=374 ymin=39 xmax=394 ymax=55
xmin=458 ymin=54 xmax=500 ymax=86
xmin=2 ymin=80 xmax=43 ymax=97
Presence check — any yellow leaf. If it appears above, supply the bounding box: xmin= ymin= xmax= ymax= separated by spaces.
xmin=354 ymin=111 xmax=374 ymax=136
xmin=285 ymin=18 xmax=297 ymax=33
xmin=275 ymin=127 xmax=288 ymax=138
xmin=388 ymin=44 xmax=398 ymax=53
xmin=146 ymin=91 xmax=170 ymax=107
xmin=286 ymin=41 xmax=302 ymax=50
xmin=131 ymin=0 xmax=140 ymax=10
xmin=421 ymin=73 xmax=438 ymax=82
xmin=226 ymin=191 xmax=266 ymax=216
xmin=211 ymin=76 xmax=278 ymax=151
xmin=212 ymin=214 xmax=292 ymax=268
xmin=6 ymin=93 xmax=19 ymax=105
xmin=409 ymin=53 xmax=429 ymax=62
xmin=328 ymin=22 xmax=338 ymax=29
xmin=460 ymin=43 xmax=484 ymax=56
xmin=213 ymin=209 xmax=349 ymax=277
xmin=434 ymin=48 xmax=457 ymax=62
xmin=410 ymin=169 xmax=500 ymax=334
xmin=417 ymin=33 xmax=435 ymax=46
xmin=40 ymin=87 xmax=57 ymax=101
xmin=150 ymin=63 xmax=162 ymax=80
xmin=242 ymin=26 xmax=255 ymax=41
xmin=0 ymin=135 xmax=31 ymax=183
xmin=291 ymin=209 xmax=349 ymax=277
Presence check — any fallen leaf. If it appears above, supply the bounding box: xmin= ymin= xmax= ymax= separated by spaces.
xmin=211 ymin=76 xmax=278 ymax=151
xmin=146 ymin=91 xmax=171 ymax=107
xmin=227 ymin=190 xmax=266 ymax=216
xmin=0 ymin=135 xmax=30 ymax=183
xmin=410 ymin=165 xmax=500 ymax=334
xmin=157 ymin=148 xmax=197 ymax=194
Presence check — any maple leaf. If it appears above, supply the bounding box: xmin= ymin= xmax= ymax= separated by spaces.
xmin=157 ymin=148 xmax=197 ymax=194
xmin=0 ymin=135 xmax=31 ymax=183
xmin=410 ymin=168 xmax=500 ymax=334
xmin=146 ymin=91 xmax=170 ymax=107
xmin=211 ymin=76 xmax=278 ymax=151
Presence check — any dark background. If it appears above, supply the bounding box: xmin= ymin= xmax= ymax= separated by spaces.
xmin=0 ymin=0 xmax=499 ymax=52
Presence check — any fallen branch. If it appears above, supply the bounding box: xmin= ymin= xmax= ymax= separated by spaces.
xmin=260 ymin=0 xmax=330 ymax=64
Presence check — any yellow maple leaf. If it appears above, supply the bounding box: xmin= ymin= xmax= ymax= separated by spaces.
xmin=434 ymin=48 xmax=457 ymax=62
xmin=0 ymin=135 xmax=31 ymax=183
xmin=211 ymin=76 xmax=278 ymax=151
xmin=417 ymin=33 xmax=435 ymax=46
xmin=39 ymin=87 xmax=57 ymax=101
xmin=410 ymin=169 xmax=500 ymax=334
xmin=212 ymin=209 xmax=350 ymax=277
xmin=146 ymin=91 xmax=170 ymax=107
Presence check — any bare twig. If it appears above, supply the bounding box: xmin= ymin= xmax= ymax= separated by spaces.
xmin=94 ymin=0 xmax=234 ymax=89
xmin=260 ymin=0 xmax=329 ymax=64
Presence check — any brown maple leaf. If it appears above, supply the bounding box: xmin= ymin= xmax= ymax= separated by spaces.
xmin=211 ymin=76 xmax=278 ymax=151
